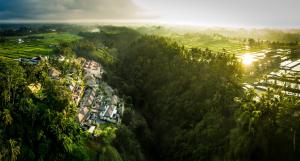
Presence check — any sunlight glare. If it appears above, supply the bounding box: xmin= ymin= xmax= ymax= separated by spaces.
xmin=242 ymin=54 xmax=254 ymax=65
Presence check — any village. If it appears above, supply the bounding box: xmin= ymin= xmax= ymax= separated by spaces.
xmin=241 ymin=49 xmax=300 ymax=97
xmin=18 ymin=55 xmax=125 ymax=135
xmin=76 ymin=58 xmax=124 ymax=134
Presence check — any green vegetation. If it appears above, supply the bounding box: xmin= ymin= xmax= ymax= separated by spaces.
xmin=102 ymin=34 xmax=242 ymax=161
xmin=0 ymin=33 xmax=81 ymax=59
xmin=137 ymin=26 xmax=300 ymax=53
xmin=81 ymin=26 xmax=300 ymax=161
xmin=229 ymin=90 xmax=300 ymax=161
xmin=136 ymin=26 xmax=247 ymax=53
xmin=0 ymin=57 xmax=86 ymax=160
xmin=1 ymin=25 xmax=300 ymax=161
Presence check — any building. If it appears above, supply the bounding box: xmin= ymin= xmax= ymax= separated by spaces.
xmin=49 ymin=68 xmax=61 ymax=79
xmin=18 ymin=38 xmax=24 ymax=44
xmin=88 ymin=126 xmax=96 ymax=133
xmin=291 ymin=64 xmax=300 ymax=72
xmin=104 ymin=105 xmax=117 ymax=118
xmin=80 ymin=87 xmax=97 ymax=108
xmin=16 ymin=56 xmax=42 ymax=65
xmin=84 ymin=75 xmax=97 ymax=87
xmin=111 ymin=95 xmax=119 ymax=105
xmin=77 ymin=107 xmax=89 ymax=123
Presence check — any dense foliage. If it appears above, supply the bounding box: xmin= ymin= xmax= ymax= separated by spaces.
xmin=0 ymin=57 xmax=87 ymax=161
xmin=1 ymin=25 xmax=300 ymax=161
xmin=229 ymin=90 xmax=300 ymax=161
xmin=104 ymin=35 xmax=241 ymax=161
xmin=94 ymin=27 xmax=300 ymax=161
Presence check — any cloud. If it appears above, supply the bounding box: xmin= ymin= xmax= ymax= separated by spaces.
xmin=0 ymin=0 xmax=143 ymax=20
xmin=133 ymin=0 xmax=300 ymax=27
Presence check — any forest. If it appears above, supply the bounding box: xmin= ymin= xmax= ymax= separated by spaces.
xmin=0 ymin=25 xmax=300 ymax=161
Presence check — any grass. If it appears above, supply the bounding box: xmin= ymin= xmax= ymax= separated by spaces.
xmin=143 ymin=30 xmax=268 ymax=54
xmin=170 ymin=34 xmax=266 ymax=54
xmin=0 ymin=32 xmax=81 ymax=59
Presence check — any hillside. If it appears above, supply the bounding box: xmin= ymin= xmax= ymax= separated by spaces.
xmin=0 ymin=25 xmax=300 ymax=161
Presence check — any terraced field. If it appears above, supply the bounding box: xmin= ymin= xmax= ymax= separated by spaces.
xmin=0 ymin=32 xmax=81 ymax=58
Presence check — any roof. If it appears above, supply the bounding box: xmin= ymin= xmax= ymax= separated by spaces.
xmin=86 ymin=99 xmax=93 ymax=106
xmin=77 ymin=107 xmax=89 ymax=123
xmin=285 ymin=59 xmax=300 ymax=68
xmin=99 ymin=105 xmax=107 ymax=112
xmin=93 ymin=104 xmax=100 ymax=109
xmin=111 ymin=95 xmax=118 ymax=105
xmin=81 ymin=107 xmax=89 ymax=116
xmin=28 ymin=83 xmax=41 ymax=94
xmin=88 ymin=126 xmax=96 ymax=133
xmin=104 ymin=105 xmax=118 ymax=118
xmin=89 ymin=94 xmax=95 ymax=100
xmin=91 ymin=89 xmax=96 ymax=97
xmin=104 ymin=106 xmax=114 ymax=117
xmin=68 ymin=85 xmax=75 ymax=91
xmin=31 ymin=56 xmax=42 ymax=61
xmin=84 ymin=60 xmax=100 ymax=71
xmin=84 ymin=75 xmax=96 ymax=86
xmin=280 ymin=60 xmax=292 ymax=67
xmin=77 ymin=113 xmax=85 ymax=123
xmin=49 ymin=68 xmax=61 ymax=78
xmin=292 ymin=64 xmax=300 ymax=72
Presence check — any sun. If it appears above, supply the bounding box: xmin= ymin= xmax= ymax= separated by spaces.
xmin=241 ymin=54 xmax=254 ymax=65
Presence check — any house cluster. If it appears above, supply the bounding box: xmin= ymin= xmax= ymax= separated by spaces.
xmin=83 ymin=60 xmax=103 ymax=81
xmin=17 ymin=55 xmax=124 ymax=133
xmin=243 ymin=49 xmax=300 ymax=97
xmin=96 ymin=91 xmax=124 ymax=124
xmin=76 ymin=59 xmax=124 ymax=133
xmin=78 ymin=87 xmax=124 ymax=125
xmin=48 ymin=57 xmax=85 ymax=104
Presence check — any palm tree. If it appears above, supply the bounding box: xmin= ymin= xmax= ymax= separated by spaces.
xmin=7 ymin=139 xmax=20 ymax=161
xmin=0 ymin=146 xmax=7 ymax=161
xmin=0 ymin=139 xmax=20 ymax=161
xmin=2 ymin=109 xmax=12 ymax=126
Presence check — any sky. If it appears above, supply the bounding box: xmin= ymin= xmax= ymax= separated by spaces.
xmin=0 ymin=0 xmax=299 ymax=27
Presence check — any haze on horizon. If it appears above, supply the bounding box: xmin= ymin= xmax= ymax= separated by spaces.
xmin=0 ymin=0 xmax=299 ymax=28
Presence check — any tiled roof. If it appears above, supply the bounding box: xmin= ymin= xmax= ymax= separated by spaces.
xmin=49 ymin=68 xmax=61 ymax=77
xmin=104 ymin=106 xmax=114 ymax=117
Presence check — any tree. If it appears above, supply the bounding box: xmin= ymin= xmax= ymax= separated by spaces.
xmin=99 ymin=146 xmax=123 ymax=161
xmin=7 ymin=139 xmax=21 ymax=161
xmin=0 ymin=56 xmax=84 ymax=161
xmin=1 ymin=109 xmax=12 ymax=126
xmin=105 ymin=35 xmax=242 ymax=161
xmin=228 ymin=89 xmax=300 ymax=161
